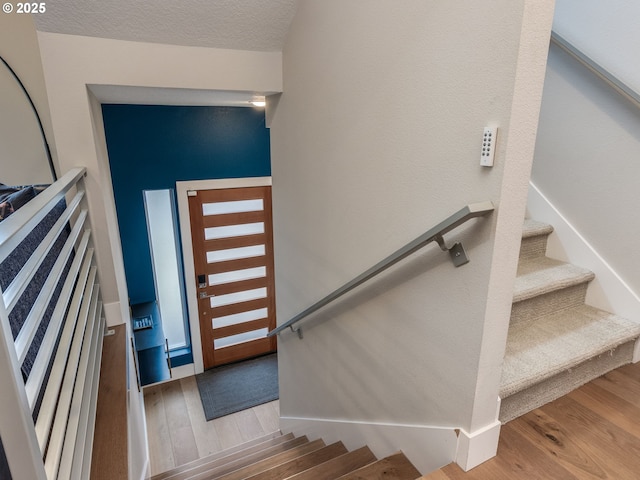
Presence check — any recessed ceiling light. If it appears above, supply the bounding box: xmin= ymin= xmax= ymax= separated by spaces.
xmin=250 ymin=96 xmax=266 ymax=107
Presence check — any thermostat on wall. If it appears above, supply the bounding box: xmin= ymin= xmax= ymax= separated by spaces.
xmin=481 ymin=126 xmax=497 ymax=167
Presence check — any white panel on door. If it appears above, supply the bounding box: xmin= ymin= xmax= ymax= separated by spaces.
xmin=212 ymin=308 xmax=268 ymax=329
xmin=209 ymin=288 xmax=267 ymax=308
xmin=202 ymin=199 xmax=264 ymax=216
xmin=214 ymin=328 xmax=269 ymax=349
xmin=208 ymin=266 xmax=266 ymax=286
xmin=205 ymin=222 xmax=265 ymax=240
xmin=206 ymin=245 xmax=265 ymax=263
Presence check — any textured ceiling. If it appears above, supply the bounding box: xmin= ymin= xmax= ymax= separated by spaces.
xmin=33 ymin=0 xmax=299 ymax=51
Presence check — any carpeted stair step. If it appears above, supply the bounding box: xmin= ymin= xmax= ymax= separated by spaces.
xmin=336 ymin=451 xmax=422 ymax=480
xmin=151 ymin=432 xmax=294 ymax=480
xmin=511 ymin=257 xmax=595 ymax=326
xmin=500 ymin=340 xmax=636 ymax=423
xmin=244 ymin=441 xmax=349 ymax=480
xmin=501 ymin=304 xmax=640 ymax=398
xmin=500 ymin=217 xmax=640 ymax=423
xmin=519 ymin=219 xmax=554 ymax=260
xmin=513 ymin=257 xmax=595 ymax=304
xmin=190 ymin=438 xmax=326 ymax=480
xmin=286 ymin=446 xmax=378 ymax=480
xmin=500 ymin=303 xmax=640 ymax=422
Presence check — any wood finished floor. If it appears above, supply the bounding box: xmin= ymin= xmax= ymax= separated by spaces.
xmin=146 ymin=361 xmax=640 ymax=479
xmin=426 ymin=361 xmax=640 ymax=479
xmin=144 ymin=375 xmax=280 ymax=477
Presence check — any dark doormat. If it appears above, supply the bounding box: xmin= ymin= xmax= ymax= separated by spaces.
xmin=195 ymin=353 xmax=279 ymax=421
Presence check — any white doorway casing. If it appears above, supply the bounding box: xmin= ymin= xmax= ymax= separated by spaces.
xmin=176 ymin=177 xmax=273 ymax=374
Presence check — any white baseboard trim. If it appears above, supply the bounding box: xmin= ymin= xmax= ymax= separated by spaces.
xmin=527 ymin=182 xmax=640 ymax=334
xmin=103 ymin=300 xmax=124 ymax=327
xmin=141 ymin=363 xmax=195 ymax=388
xmin=279 ymin=416 xmax=457 ymax=475
xmin=455 ymin=420 xmax=501 ymax=471
xmin=170 ymin=363 xmax=196 ymax=380
xmin=132 ymin=458 xmax=149 ymax=480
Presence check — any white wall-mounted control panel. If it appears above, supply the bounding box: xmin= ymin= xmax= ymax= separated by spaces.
xmin=480 ymin=126 xmax=497 ymax=167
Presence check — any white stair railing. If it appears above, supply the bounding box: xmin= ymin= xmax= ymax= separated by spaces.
xmin=0 ymin=167 xmax=105 ymax=479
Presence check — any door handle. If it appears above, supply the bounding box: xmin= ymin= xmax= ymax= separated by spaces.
xmin=199 ymin=291 xmax=215 ymax=299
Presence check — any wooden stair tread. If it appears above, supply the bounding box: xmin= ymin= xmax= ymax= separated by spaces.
xmin=151 ymin=432 xmax=291 ymax=480
xmin=286 ymin=446 xmax=378 ymax=480
xmin=162 ymin=436 xmax=310 ymax=480
xmin=245 ymin=441 xmax=349 ymax=480
xmin=417 ymin=466 xmax=453 ymax=480
xmin=204 ymin=438 xmax=327 ymax=480
xmin=336 ymin=452 xmax=421 ymax=480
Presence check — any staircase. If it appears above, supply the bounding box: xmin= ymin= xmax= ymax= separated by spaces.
xmin=151 ymin=431 xmax=422 ymax=480
xmin=499 ymin=219 xmax=640 ymax=422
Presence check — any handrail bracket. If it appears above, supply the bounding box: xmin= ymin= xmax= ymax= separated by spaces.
xmin=290 ymin=325 xmax=303 ymax=339
xmin=434 ymin=234 xmax=449 ymax=252
xmin=448 ymin=242 xmax=469 ymax=267
xmin=434 ymin=235 xmax=469 ymax=267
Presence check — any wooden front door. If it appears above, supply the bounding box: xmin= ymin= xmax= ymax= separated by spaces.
xmin=188 ymin=186 xmax=277 ymax=369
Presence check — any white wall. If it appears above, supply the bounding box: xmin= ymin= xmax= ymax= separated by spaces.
xmin=0 ymin=14 xmax=56 ymax=185
xmin=553 ymin=0 xmax=640 ymax=93
xmin=36 ymin=32 xmax=283 ymax=327
xmin=270 ymin=0 xmax=553 ymax=470
xmin=531 ymin=44 xmax=640 ymax=296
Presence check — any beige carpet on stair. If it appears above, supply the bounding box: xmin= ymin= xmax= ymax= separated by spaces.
xmin=500 ymin=304 xmax=640 ymax=397
xmin=500 ymin=219 xmax=640 ymax=423
xmin=513 ymin=258 xmax=594 ymax=302
xmin=499 ymin=340 xmax=635 ymax=423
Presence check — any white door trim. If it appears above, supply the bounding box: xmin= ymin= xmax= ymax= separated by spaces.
xmin=176 ymin=177 xmax=272 ymax=374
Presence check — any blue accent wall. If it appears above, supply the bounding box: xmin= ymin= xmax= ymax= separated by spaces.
xmin=102 ymin=105 xmax=271 ymax=305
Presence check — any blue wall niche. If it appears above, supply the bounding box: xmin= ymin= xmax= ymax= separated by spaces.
xmin=102 ymin=104 xmax=272 ymax=305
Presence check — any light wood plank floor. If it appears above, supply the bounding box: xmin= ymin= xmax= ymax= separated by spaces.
xmin=425 ymin=361 xmax=640 ymax=479
xmin=144 ymin=375 xmax=280 ymax=477
xmin=147 ymin=362 xmax=640 ymax=479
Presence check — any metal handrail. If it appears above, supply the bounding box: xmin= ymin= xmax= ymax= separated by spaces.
xmin=268 ymin=201 xmax=494 ymax=338
xmin=550 ymin=31 xmax=640 ymax=110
